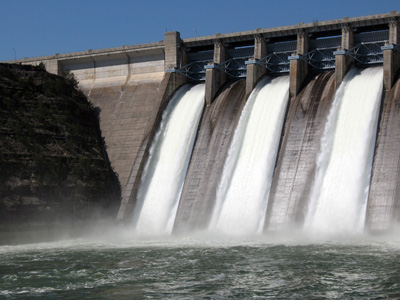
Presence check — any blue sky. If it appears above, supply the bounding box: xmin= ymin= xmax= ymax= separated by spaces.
xmin=0 ymin=0 xmax=399 ymax=61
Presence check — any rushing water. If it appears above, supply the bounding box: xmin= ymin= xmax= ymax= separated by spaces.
xmin=2 ymin=233 xmax=400 ymax=299
xmin=305 ymin=67 xmax=383 ymax=235
xmin=132 ymin=84 xmax=205 ymax=236
xmin=210 ymin=76 xmax=289 ymax=236
xmin=2 ymin=71 xmax=393 ymax=299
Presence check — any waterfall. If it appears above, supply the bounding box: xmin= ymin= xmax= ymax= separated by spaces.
xmin=304 ymin=67 xmax=383 ymax=235
xmin=132 ymin=84 xmax=205 ymax=235
xmin=209 ymin=76 xmax=290 ymax=236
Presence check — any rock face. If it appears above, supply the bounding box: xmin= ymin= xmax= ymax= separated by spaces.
xmin=0 ymin=63 xmax=121 ymax=232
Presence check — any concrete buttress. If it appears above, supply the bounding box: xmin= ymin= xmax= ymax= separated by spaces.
xmin=289 ymin=27 xmax=309 ymax=98
xmin=205 ymin=39 xmax=227 ymax=105
xmin=246 ymin=35 xmax=267 ymax=98
xmin=383 ymin=17 xmax=400 ymax=92
xmin=335 ymin=23 xmax=355 ymax=89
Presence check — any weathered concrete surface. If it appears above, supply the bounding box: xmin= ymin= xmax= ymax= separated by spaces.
xmin=165 ymin=31 xmax=187 ymax=70
xmin=335 ymin=54 xmax=353 ymax=88
xmin=62 ymin=48 xmax=165 ymax=194
xmin=246 ymin=36 xmax=267 ymax=98
xmin=383 ymin=48 xmax=400 ymax=92
xmin=366 ymin=76 xmax=400 ymax=232
xmin=264 ymin=72 xmax=335 ymax=231
xmin=383 ymin=18 xmax=400 ymax=92
xmin=335 ymin=24 xmax=354 ymax=88
xmin=173 ymin=80 xmax=247 ymax=232
xmin=289 ymin=29 xmax=309 ymax=98
xmin=246 ymin=63 xmax=265 ymax=98
xmin=205 ymin=40 xmax=227 ymax=105
xmin=82 ymin=81 xmax=161 ymax=191
xmin=6 ymin=42 xmax=165 ymax=76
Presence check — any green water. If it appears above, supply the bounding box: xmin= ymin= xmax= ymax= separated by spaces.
xmin=1 ymin=233 xmax=400 ymax=299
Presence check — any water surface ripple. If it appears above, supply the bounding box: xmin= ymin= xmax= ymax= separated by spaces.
xmin=1 ymin=237 xmax=400 ymax=299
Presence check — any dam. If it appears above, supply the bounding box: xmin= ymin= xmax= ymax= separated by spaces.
xmin=10 ymin=11 xmax=400 ymax=234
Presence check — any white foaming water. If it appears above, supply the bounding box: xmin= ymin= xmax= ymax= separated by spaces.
xmin=210 ymin=76 xmax=290 ymax=236
xmin=132 ymin=84 xmax=205 ymax=236
xmin=304 ymin=67 xmax=383 ymax=235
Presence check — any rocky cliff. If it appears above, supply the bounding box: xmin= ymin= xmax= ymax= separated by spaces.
xmin=0 ymin=63 xmax=121 ymax=235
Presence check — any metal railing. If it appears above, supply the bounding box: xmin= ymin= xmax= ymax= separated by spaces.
xmin=346 ymin=41 xmax=385 ymax=65
xmin=166 ymin=60 xmax=208 ymax=81
xmin=300 ymin=47 xmax=337 ymax=70
xmin=168 ymin=40 xmax=398 ymax=80
xmin=246 ymin=52 xmax=292 ymax=73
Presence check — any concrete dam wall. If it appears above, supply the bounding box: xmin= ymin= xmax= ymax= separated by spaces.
xmin=10 ymin=11 xmax=400 ymax=232
xmin=64 ymin=45 xmax=166 ymax=192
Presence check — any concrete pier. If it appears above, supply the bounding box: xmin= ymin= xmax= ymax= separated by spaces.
xmin=41 ymin=58 xmax=60 ymax=75
xmin=335 ymin=23 xmax=355 ymax=88
xmin=383 ymin=18 xmax=400 ymax=92
xmin=165 ymin=31 xmax=186 ymax=70
xmin=245 ymin=35 xmax=267 ymax=98
xmin=164 ymin=31 xmax=190 ymax=100
xmin=289 ymin=28 xmax=309 ymax=98
xmin=205 ymin=39 xmax=227 ymax=105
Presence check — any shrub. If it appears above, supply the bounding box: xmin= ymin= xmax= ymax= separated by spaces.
xmin=38 ymin=62 xmax=46 ymax=71
xmin=61 ymin=70 xmax=79 ymax=89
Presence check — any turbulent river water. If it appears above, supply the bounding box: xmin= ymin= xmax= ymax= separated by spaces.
xmin=1 ymin=229 xmax=400 ymax=299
